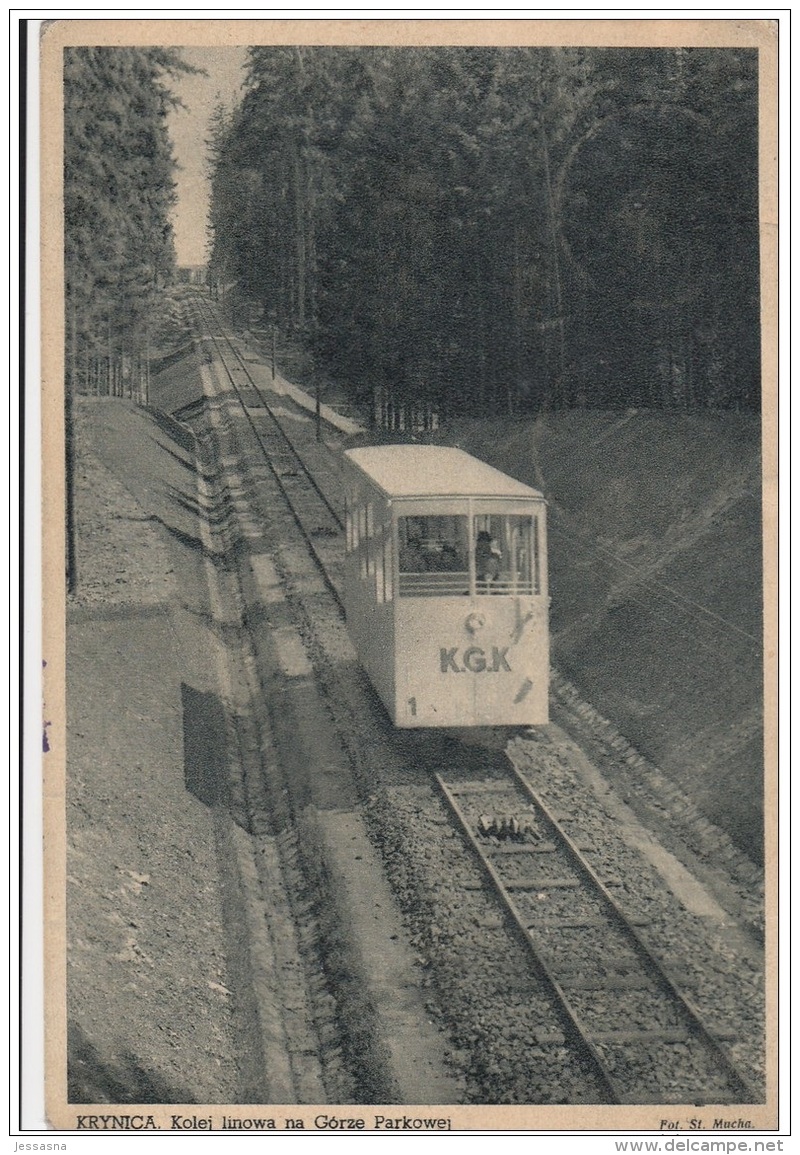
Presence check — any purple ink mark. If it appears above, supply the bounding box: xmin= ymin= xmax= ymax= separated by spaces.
xmin=43 ymin=660 xmax=50 ymax=749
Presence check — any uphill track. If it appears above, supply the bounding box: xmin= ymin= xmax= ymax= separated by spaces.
xmin=183 ymin=288 xmax=764 ymax=1109
xmin=190 ymin=293 xmax=347 ymax=607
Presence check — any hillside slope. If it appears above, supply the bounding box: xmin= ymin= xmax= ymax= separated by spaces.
xmin=438 ymin=410 xmax=764 ymax=863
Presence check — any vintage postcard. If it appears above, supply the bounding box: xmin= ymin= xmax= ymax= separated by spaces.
xmin=29 ymin=13 xmax=780 ymax=1139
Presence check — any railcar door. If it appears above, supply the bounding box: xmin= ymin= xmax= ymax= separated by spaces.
xmin=467 ymin=504 xmax=548 ymax=726
xmin=394 ymin=506 xmax=474 ymax=726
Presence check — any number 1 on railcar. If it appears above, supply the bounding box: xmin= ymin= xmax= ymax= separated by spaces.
xmin=342 ymin=446 xmax=549 ymax=728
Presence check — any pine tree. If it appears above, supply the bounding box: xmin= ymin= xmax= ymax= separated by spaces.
xmin=206 ymin=46 xmax=760 ymax=420
xmin=63 ymin=46 xmax=194 ymax=592
xmin=64 ymin=46 xmax=192 ymax=399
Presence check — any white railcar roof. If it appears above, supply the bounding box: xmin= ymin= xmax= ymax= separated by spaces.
xmin=343 ymin=445 xmax=543 ymax=500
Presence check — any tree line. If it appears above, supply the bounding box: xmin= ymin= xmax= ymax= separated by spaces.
xmin=63 ymin=46 xmax=193 ymax=593
xmin=64 ymin=46 xmax=191 ymax=402
xmin=208 ymin=46 xmax=760 ymax=422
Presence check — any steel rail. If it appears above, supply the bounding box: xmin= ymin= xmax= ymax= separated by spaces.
xmin=435 ymin=773 xmax=626 ymax=1105
xmin=188 ymin=295 xmax=346 ymax=613
xmin=192 ymin=294 xmax=345 ymax=531
xmin=435 ymin=771 xmax=759 ymax=1105
xmin=507 ymin=763 xmax=759 ymax=1103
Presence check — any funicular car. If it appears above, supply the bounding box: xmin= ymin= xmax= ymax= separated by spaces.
xmin=342 ymin=445 xmax=549 ymax=727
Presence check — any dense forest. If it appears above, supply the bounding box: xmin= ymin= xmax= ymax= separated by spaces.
xmin=64 ymin=47 xmax=191 ymax=400
xmin=63 ymin=46 xmax=194 ymax=591
xmin=208 ymin=46 xmax=760 ymax=422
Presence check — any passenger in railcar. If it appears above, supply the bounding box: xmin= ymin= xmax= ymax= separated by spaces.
xmin=422 ymin=539 xmax=463 ymax=572
xmin=475 ymin=530 xmax=502 ymax=591
xmin=437 ymin=540 xmax=464 ymax=571
xmin=400 ymin=517 xmax=467 ymax=574
xmin=399 ymin=534 xmax=426 ymax=573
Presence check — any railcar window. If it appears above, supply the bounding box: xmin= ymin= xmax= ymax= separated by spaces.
xmin=398 ymin=515 xmax=469 ymax=597
xmin=374 ymin=530 xmax=384 ymax=599
xmin=383 ymin=534 xmax=394 ymax=602
xmin=532 ymin=514 xmax=541 ymax=594
xmin=367 ymin=504 xmax=377 ymax=578
xmin=359 ymin=504 xmax=369 ymax=579
xmin=474 ymin=515 xmax=538 ymax=595
xmin=346 ymin=499 xmax=354 ymax=552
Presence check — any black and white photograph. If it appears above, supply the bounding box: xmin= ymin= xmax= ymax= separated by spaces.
xmin=30 ymin=14 xmax=779 ymax=1137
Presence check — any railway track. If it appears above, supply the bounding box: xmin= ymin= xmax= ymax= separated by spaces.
xmin=190 ymin=295 xmax=347 ymax=598
xmin=183 ymin=289 xmax=763 ymax=1107
xmin=183 ymin=293 xmax=464 ymax=1103
xmin=436 ymin=770 xmax=757 ymax=1105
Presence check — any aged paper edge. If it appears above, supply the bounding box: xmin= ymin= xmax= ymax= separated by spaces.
xmin=36 ymin=14 xmax=780 ymax=1135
